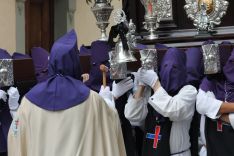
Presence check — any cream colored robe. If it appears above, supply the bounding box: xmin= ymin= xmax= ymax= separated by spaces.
xmin=8 ymin=91 xmax=126 ymax=156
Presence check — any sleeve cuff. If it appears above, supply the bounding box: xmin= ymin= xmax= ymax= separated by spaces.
xmin=148 ymin=87 xmax=166 ymax=103
xmin=148 ymin=87 xmax=170 ymax=109
xmin=208 ymin=100 xmax=222 ymax=119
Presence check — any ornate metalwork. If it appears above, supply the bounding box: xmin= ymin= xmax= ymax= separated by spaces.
xmin=184 ymin=0 xmax=229 ymax=34
xmin=91 ymin=1 xmax=113 ymax=41
xmin=108 ymin=51 xmax=127 ymax=79
xmin=140 ymin=49 xmax=158 ymax=71
xmin=202 ymin=44 xmax=221 ymax=74
xmin=140 ymin=0 xmax=171 ymax=40
xmin=0 ymin=59 xmax=14 ymax=87
xmin=126 ymin=19 xmax=137 ymax=51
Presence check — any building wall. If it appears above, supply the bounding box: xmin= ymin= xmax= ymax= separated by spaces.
xmin=0 ymin=0 xmax=16 ymax=54
xmin=75 ymin=0 xmax=122 ymax=47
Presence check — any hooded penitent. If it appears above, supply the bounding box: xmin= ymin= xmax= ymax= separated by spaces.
xmin=0 ymin=49 xmax=12 ymax=153
xmin=26 ymin=30 xmax=90 ymax=111
xmin=31 ymin=47 xmax=50 ymax=83
xmin=85 ymin=40 xmax=112 ymax=92
xmin=159 ymin=47 xmax=187 ymax=95
xmin=201 ymin=48 xmax=234 ymax=101
xmin=200 ymin=48 xmax=234 ymax=156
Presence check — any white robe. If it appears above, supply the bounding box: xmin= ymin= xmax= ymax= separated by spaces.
xmin=8 ymin=91 xmax=126 ymax=156
xmin=125 ymin=85 xmax=197 ymax=156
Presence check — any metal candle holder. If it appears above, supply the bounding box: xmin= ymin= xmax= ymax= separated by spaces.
xmin=140 ymin=0 xmax=171 ymax=40
xmin=140 ymin=49 xmax=158 ymax=71
xmin=91 ymin=0 xmax=113 ymax=41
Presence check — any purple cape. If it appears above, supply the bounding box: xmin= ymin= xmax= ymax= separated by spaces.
xmin=31 ymin=47 xmax=49 ymax=83
xmin=159 ymin=47 xmax=187 ymax=94
xmin=26 ymin=30 xmax=90 ymax=111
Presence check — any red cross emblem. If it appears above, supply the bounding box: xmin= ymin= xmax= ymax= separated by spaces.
xmin=146 ymin=126 xmax=161 ymax=149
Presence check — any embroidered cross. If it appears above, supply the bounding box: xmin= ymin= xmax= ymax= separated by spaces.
xmin=146 ymin=126 xmax=161 ymax=149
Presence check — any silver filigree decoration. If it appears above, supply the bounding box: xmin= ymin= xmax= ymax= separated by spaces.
xmin=113 ymin=9 xmax=127 ymax=24
xmin=140 ymin=49 xmax=158 ymax=71
xmin=126 ymin=19 xmax=137 ymax=50
xmin=202 ymin=44 xmax=221 ymax=74
xmin=0 ymin=59 xmax=14 ymax=87
xmin=91 ymin=1 xmax=113 ymax=41
xmin=108 ymin=50 xmax=127 ymax=80
xmin=184 ymin=0 xmax=229 ymax=33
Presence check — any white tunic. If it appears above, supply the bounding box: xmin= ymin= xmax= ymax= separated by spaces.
xmin=8 ymin=91 xmax=126 ymax=156
xmin=196 ymin=89 xmax=222 ymax=156
xmin=125 ymin=85 xmax=197 ymax=156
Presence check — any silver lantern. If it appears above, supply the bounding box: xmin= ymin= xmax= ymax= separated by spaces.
xmin=0 ymin=59 xmax=14 ymax=87
xmin=140 ymin=49 xmax=157 ymax=71
xmin=91 ymin=0 xmax=113 ymax=41
xmin=202 ymin=44 xmax=221 ymax=74
xmin=184 ymin=0 xmax=229 ymax=35
xmin=140 ymin=0 xmax=171 ymax=40
xmin=109 ymin=50 xmax=127 ymax=79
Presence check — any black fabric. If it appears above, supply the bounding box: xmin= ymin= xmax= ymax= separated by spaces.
xmin=0 ymin=87 xmax=11 ymax=154
xmin=122 ymin=0 xmax=145 ymax=33
xmin=189 ymin=111 xmax=199 ymax=156
xmin=142 ymin=105 xmax=172 ymax=156
xmin=187 ymin=82 xmax=199 ymax=156
xmin=108 ymin=22 xmax=129 ymax=50
xmin=134 ymin=126 xmax=144 ymax=156
xmin=205 ymin=117 xmax=234 ymax=156
xmin=0 ymin=152 xmax=7 ymax=156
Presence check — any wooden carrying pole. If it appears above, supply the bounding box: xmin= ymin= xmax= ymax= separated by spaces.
xmin=99 ymin=64 xmax=108 ymax=88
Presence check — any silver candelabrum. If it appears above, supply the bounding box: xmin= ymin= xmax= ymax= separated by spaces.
xmin=91 ymin=0 xmax=113 ymax=41
xmin=0 ymin=59 xmax=14 ymax=87
xmin=184 ymin=0 xmax=229 ymax=35
xmin=140 ymin=0 xmax=171 ymax=40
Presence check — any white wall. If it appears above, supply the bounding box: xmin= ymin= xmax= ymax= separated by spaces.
xmin=75 ymin=0 xmax=122 ymax=47
xmin=0 ymin=0 xmax=16 ymax=54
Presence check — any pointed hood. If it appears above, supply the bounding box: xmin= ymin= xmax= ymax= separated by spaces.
xmin=26 ymin=30 xmax=90 ymax=111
